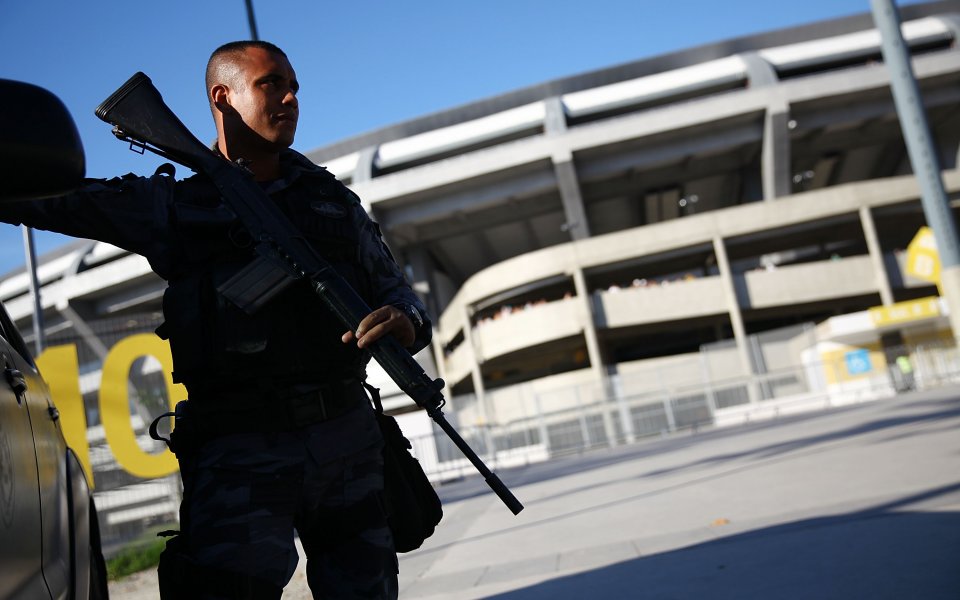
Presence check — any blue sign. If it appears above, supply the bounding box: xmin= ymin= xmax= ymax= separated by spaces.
xmin=845 ymin=349 xmax=873 ymax=375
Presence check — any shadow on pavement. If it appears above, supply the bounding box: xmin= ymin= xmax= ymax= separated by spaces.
xmin=485 ymin=485 xmax=960 ymax=600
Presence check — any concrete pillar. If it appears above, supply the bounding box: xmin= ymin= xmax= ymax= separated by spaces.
xmin=544 ymin=96 xmax=568 ymax=135
xmin=57 ymin=241 xmax=108 ymax=360
xmin=571 ymin=268 xmax=602 ymax=371
xmin=761 ymin=103 xmax=792 ymax=200
xmin=56 ymin=301 xmax=109 ymax=361
xmin=554 ymin=153 xmax=591 ymax=240
xmin=859 ymin=206 xmax=895 ymax=306
xmin=459 ymin=304 xmax=494 ymax=455
xmin=741 ymin=47 xmax=792 ymax=200
xmin=572 ymin=267 xmax=620 ymax=445
xmin=405 ymin=246 xmax=440 ymax=320
xmin=743 ymin=51 xmax=792 ymax=201
xmin=740 ymin=52 xmax=779 ymax=88
xmin=546 ymin=97 xmax=591 ymax=239
xmin=431 ymin=324 xmax=451 ymax=401
xmin=712 ymin=236 xmax=759 ymax=403
xmin=353 ymin=146 xmax=379 ymax=183
xmin=460 ymin=305 xmax=487 ymax=418
xmin=742 ymin=50 xmax=792 ymax=201
xmin=607 ymin=370 xmax=634 ymax=444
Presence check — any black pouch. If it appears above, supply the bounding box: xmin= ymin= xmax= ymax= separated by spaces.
xmin=363 ymin=383 xmax=443 ymax=552
xmin=157 ymin=532 xmax=190 ymax=600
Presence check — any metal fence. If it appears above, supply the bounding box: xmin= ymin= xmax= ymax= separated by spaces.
xmin=406 ymin=342 xmax=960 ymax=482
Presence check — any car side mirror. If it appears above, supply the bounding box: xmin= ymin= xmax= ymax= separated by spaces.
xmin=0 ymin=79 xmax=85 ymax=201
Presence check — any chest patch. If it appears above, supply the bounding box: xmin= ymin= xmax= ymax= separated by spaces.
xmin=311 ymin=201 xmax=347 ymax=219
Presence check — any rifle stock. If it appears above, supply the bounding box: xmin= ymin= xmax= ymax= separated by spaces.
xmin=96 ymin=73 xmax=221 ymax=173
xmin=95 ymin=72 xmax=524 ymax=515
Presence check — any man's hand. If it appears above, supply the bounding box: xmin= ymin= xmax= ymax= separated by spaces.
xmin=342 ymin=305 xmax=416 ymax=349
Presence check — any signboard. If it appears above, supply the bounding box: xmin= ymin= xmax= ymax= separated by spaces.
xmin=844 ymin=348 xmax=873 ymax=375
xmin=868 ymin=296 xmax=941 ymax=327
xmin=905 ymin=226 xmax=941 ymax=284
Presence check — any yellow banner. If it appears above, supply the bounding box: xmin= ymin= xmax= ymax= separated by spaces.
xmin=869 ymin=296 xmax=940 ymax=327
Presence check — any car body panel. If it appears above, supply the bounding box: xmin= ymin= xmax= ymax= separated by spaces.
xmin=0 ymin=326 xmax=48 ymax=598
xmin=68 ymin=449 xmax=92 ymax=600
xmin=22 ymin=356 xmax=71 ymax=599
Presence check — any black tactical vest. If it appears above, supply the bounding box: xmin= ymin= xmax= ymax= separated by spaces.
xmin=157 ymin=169 xmax=373 ymax=391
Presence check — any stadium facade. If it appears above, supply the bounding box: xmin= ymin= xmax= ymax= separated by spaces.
xmin=3 ymin=1 xmax=960 ymax=547
xmin=304 ymin=0 xmax=960 ymax=406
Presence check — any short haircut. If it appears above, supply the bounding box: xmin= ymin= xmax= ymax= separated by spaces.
xmin=205 ymin=40 xmax=287 ymax=110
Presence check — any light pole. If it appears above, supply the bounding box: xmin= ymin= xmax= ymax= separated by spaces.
xmin=871 ymin=0 xmax=960 ymax=344
xmin=21 ymin=225 xmax=45 ymax=355
xmin=244 ymin=0 xmax=260 ymax=40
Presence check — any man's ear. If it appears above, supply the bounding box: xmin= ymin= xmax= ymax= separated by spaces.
xmin=211 ymin=84 xmax=233 ymax=114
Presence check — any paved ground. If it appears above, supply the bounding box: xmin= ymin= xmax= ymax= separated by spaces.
xmin=109 ymin=386 xmax=960 ymax=599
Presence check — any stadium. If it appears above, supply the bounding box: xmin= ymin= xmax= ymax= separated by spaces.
xmin=3 ymin=1 xmax=960 ymax=548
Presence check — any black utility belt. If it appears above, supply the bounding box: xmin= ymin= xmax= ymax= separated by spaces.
xmin=187 ymin=379 xmax=367 ymax=434
xmin=151 ymin=379 xmax=369 ymax=455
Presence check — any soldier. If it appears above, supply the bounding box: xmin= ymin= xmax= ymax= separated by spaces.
xmin=0 ymin=40 xmax=429 ymax=599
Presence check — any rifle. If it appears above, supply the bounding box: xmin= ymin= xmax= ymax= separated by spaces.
xmin=95 ymin=72 xmax=523 ymax=515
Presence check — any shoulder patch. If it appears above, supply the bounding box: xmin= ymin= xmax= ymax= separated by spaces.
xmin=310 ymin=200 xmax=348 ymax=219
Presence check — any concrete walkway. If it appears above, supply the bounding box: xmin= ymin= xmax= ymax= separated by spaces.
xmin=110 ymin=386 xmax=960 ymax=599
xmin=398 ymin=386 xmax=960 ymax=599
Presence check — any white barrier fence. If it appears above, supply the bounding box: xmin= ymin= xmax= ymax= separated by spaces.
xmin=407 ymin=343 xmax=960 ymax=482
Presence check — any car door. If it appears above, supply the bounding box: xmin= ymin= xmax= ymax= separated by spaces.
xmin=0 ymin=315 xmax=48 ymax=599
xmin=0 ymin=304 xmax=72 ymax=599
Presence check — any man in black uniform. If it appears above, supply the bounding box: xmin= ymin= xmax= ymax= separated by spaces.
xmin=0 ymin=41 xmax=429 ymax=599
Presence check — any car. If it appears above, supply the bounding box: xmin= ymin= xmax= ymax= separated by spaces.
xmin=0 ymin=78 xmax=109 ymax=599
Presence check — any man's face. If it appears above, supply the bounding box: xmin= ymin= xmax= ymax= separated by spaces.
xmin=227 ymin=47 xmax=299 ymax=150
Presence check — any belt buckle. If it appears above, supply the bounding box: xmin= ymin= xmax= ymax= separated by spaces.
xmin=284 ymin=389 xmax=327 ymax=427
xmin=317 ymin=389 xmax=328 ymax=420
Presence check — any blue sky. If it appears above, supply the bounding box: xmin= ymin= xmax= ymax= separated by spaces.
xmin=0 ymin=0 xmax=924 ymax=275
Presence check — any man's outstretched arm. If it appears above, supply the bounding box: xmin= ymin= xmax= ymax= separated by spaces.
xmin=0 ymin=172 xmax=177 ymax=277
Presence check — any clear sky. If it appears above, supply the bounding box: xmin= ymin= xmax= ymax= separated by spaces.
xmin=0 ymin=0 xmax=926 ymax=276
